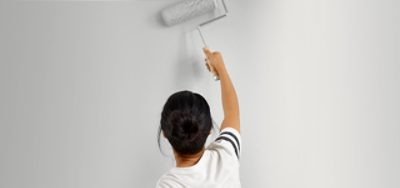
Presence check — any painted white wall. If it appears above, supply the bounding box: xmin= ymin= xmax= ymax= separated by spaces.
xmin=1 ymin=0 xmax=399 ymax=188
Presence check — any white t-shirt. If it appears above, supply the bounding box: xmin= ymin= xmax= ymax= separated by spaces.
xmin=156 ymin=127 xmax=242 ymax=188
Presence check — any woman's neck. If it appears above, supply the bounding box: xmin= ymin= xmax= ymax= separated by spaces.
xmin=174 ymin=149 xmax=205 ymax=168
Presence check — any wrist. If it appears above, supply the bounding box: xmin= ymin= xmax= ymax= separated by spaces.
xmin=217 ymin=66 xmax=228 ymax=77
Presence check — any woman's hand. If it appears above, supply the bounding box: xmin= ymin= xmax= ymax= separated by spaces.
xmin=203 ymin=48 xmax=226 ymax=79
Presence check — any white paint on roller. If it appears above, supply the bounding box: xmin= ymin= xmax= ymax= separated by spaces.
xmin=161 ymin=0 xmax=217 ymax=26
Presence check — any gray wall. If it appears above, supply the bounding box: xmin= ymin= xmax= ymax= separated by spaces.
xmin=1 ymin=0 xmax=399 ymax=188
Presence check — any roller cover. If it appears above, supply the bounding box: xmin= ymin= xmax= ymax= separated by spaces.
xmin=161 ymin=0 xmax=217 ymax=26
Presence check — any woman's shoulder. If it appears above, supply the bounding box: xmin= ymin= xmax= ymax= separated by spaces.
xmin=207 ymin=127 xmax=242 ymax=161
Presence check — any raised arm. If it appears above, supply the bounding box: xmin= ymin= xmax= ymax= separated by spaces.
xmin=203 ymin=48 xmax=240 ymax=133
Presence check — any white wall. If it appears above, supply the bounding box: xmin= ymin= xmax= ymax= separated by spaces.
xmin=1 ymin=0 xmax=399 ymax=188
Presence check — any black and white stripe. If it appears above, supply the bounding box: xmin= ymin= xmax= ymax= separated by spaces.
xmin=216 ymin=131 xmax=241 ymax=159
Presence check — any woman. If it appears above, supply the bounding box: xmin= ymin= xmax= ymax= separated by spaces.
xmin=157 ymin=48 xmax=241 ymax=188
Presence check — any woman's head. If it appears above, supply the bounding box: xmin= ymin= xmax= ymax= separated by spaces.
xmin=159 ymin=90 xmax=212 ymax=155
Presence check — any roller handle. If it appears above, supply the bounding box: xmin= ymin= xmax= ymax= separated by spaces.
xmin=206 ymin=60 xmax=220 ymax=81
xmin=204 ymin=48 xmax=220 ymax=81
xmin=198 ymin=28 xmax=220 ymax=81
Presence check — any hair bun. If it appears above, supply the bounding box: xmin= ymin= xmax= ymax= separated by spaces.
xmin=182 ymin=119 xmax=199 ymax=135
xmin=169 ymin=111 xmax=200 ymax=141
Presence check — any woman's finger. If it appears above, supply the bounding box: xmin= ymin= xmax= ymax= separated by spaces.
xmin=203 ymin=47 xmax=213 ymax=59
xmin=205 ymin=63 xmax=211 ymax=71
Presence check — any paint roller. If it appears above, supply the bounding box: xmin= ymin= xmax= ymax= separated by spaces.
xmin=160 ymin=0 xmax=229 ymax=81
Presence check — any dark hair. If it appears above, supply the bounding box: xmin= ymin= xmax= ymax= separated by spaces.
xmin=158 ymin=90 xmax=212 ymax=155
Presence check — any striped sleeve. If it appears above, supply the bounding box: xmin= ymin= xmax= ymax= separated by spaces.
xmin=215 ymin=127 xmax=242 ymax=160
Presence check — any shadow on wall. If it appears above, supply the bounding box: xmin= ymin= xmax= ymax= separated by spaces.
xmin=151 ymin=1 xmax=209 ymax=90
xmin=174 ymin=29 xmax=205 ymax=89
